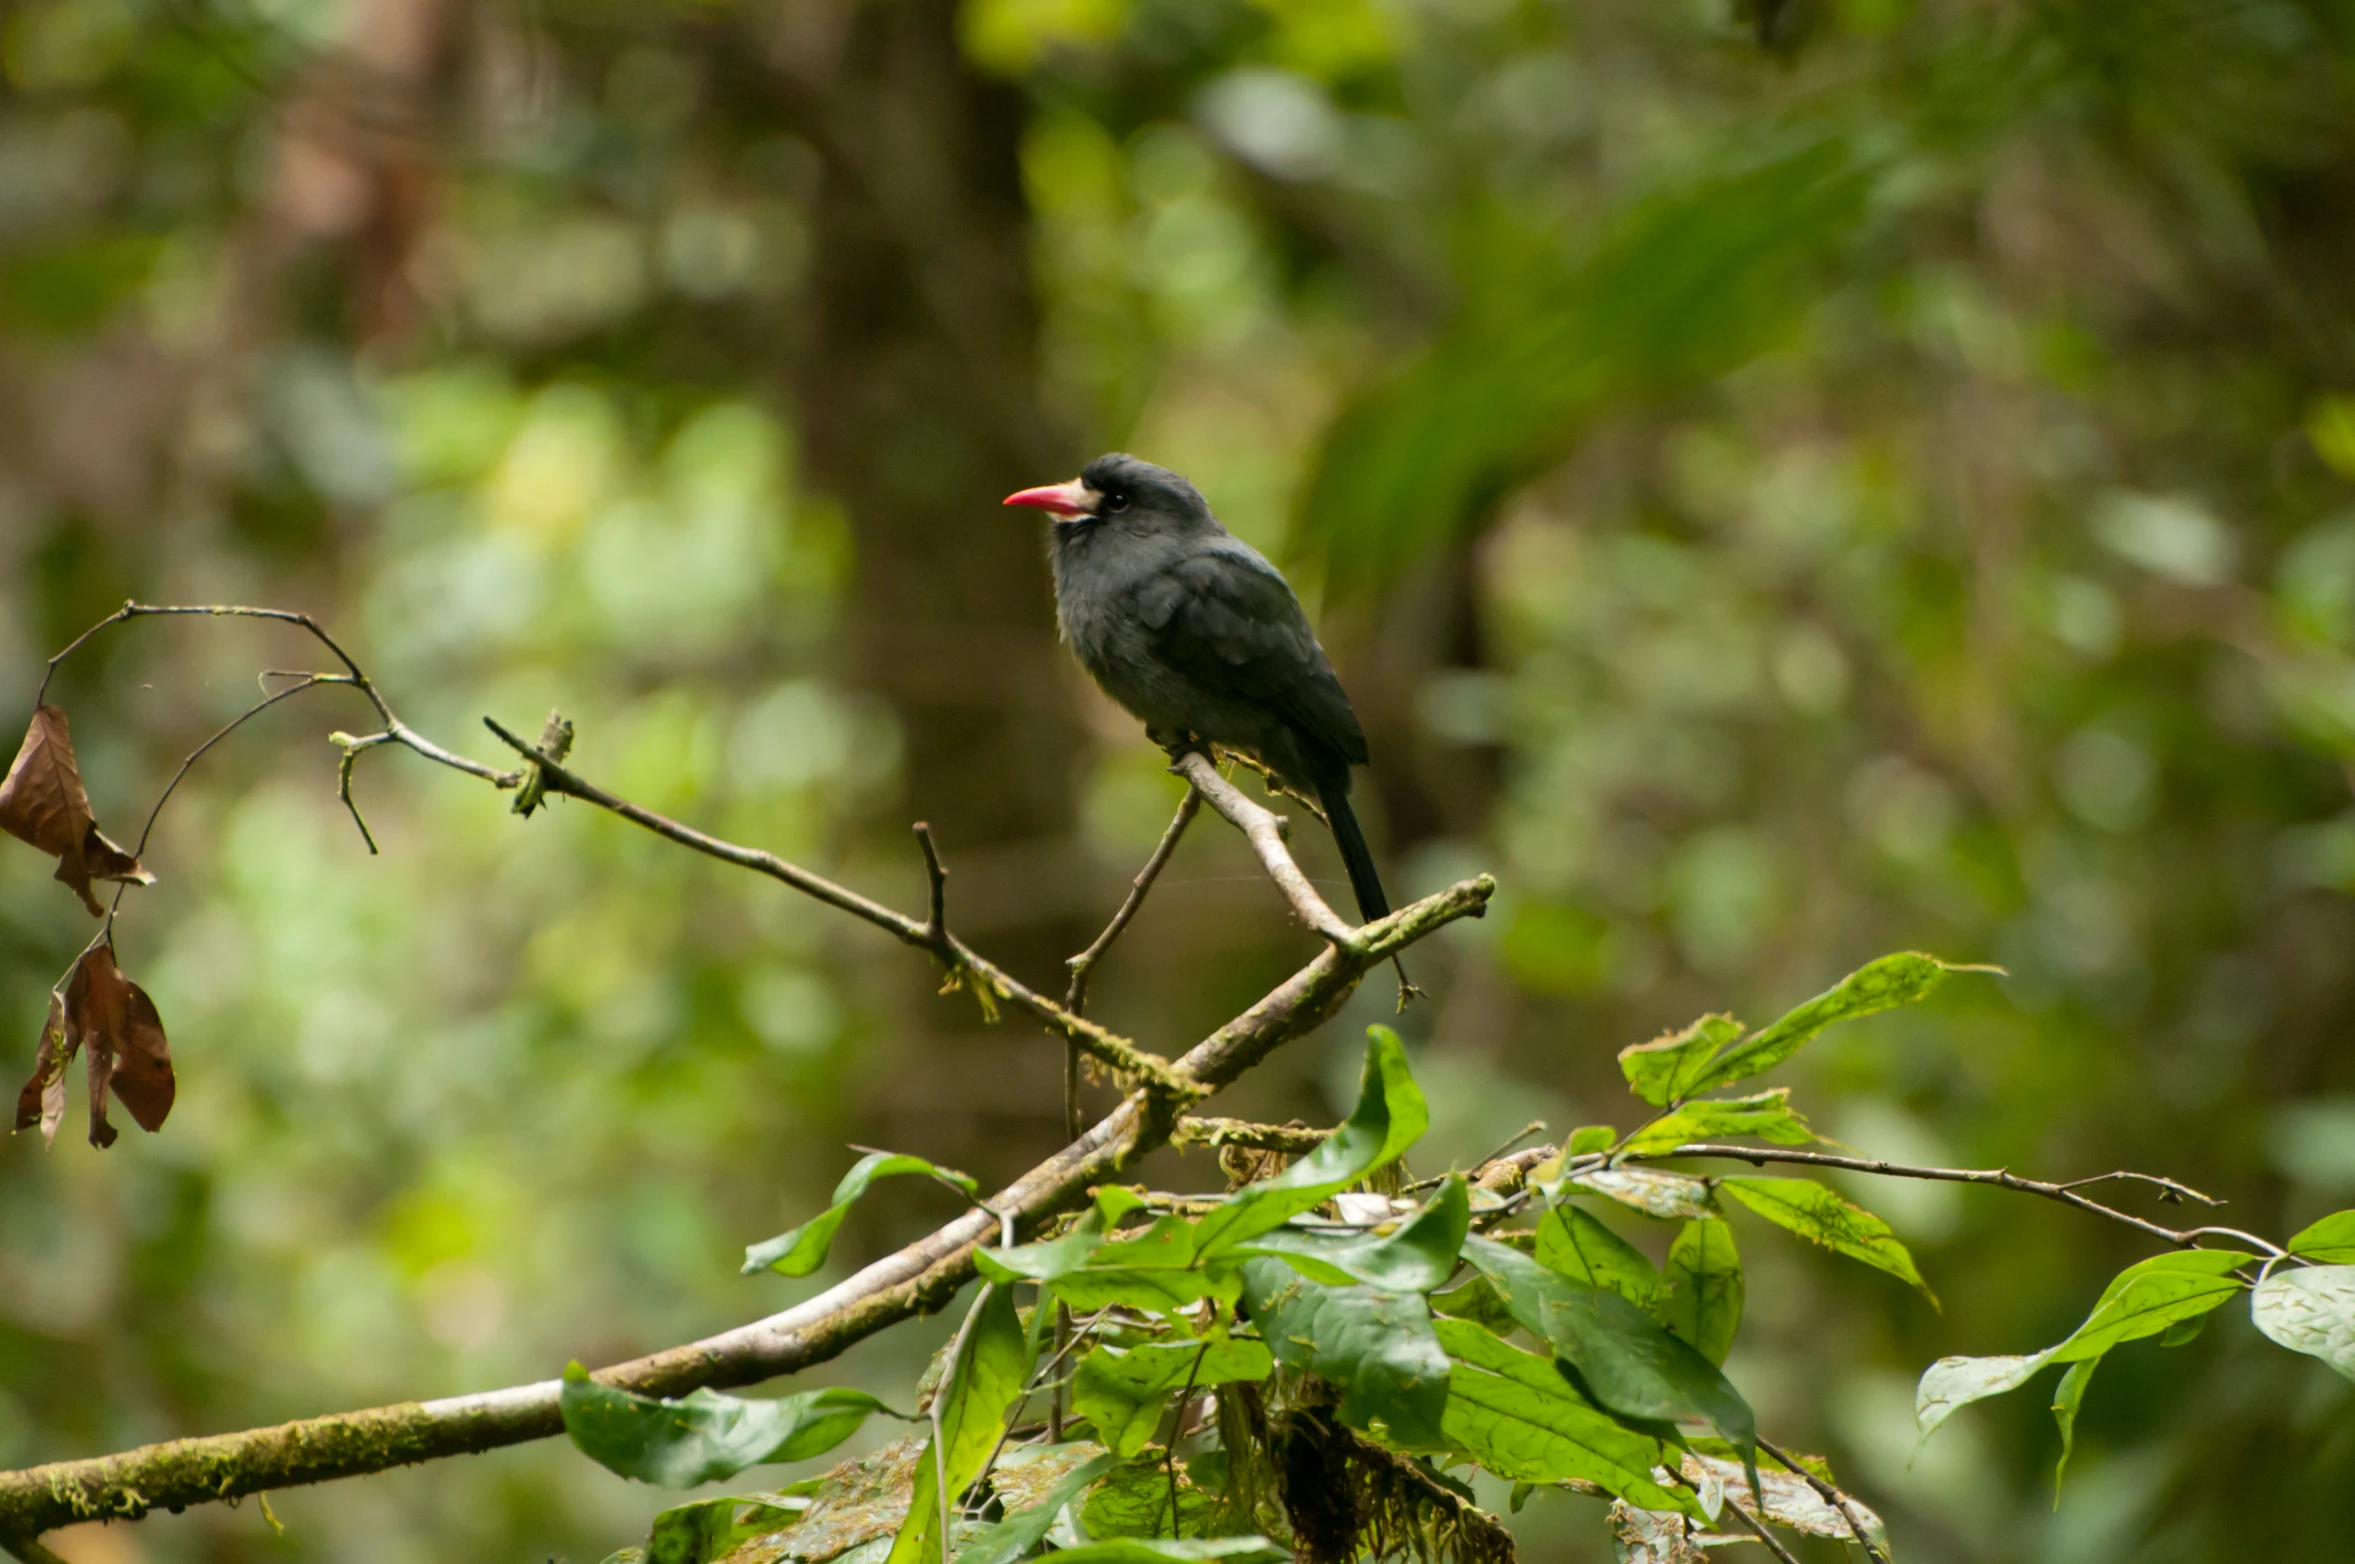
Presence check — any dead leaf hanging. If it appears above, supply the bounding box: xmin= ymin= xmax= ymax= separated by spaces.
xmin=13 ymin=943 xmax=176 ymax=1148
xmin=0 ymin=705 xmax=156 ymax=916
xmin=12 ymin=993 xmax=71 ymax=1147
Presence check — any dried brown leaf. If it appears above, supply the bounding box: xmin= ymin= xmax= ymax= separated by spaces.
xmin=0 ymin=705 xmax=154 ymax=916
xmin=13 ymin=993 xmax=74 ymax=1147
xmin=111 ymin=975 xmax=175 ymax=1132
xmin=53 ymin=944 xmax=175 ymax=1148
xmin=0 ymin=706 xmax=91 ymax=858
xmin=87 ymin=1012 xmax=117 ymax=1149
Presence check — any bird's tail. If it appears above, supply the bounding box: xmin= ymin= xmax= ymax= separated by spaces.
xmin=1322 ymin=785 xmax=1391 ymax=925
xmin=1322 ymin=784 xmax=1419 ymax=1008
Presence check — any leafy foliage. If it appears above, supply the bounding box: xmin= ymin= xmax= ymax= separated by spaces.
xmin=560 ymin=1367 xmax=903 ymax=1488
xmin=1661 ymin=1220 xmax=1743 ymax=1367
xmin=1716 ymin=1178 xmax=1935 ymax=1303
xmin=573 ymin=955 xmax=2355 ymax=1559
xmin=743 ymin=1153 xmax=980 ymax=1278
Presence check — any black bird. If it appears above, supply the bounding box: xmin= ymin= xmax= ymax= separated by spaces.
xmin=1006 ymin=453 xmax=1407 ymax=989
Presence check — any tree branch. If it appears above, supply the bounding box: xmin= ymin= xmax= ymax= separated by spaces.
xmin=0 ymin=874 xmax=1494 ymax=1543
xmin=1169 ymin=752 xmax=1353 ymax=945
xmin=1170 ymin=1117 xmax=1328 ymax=1155
xmin=480 ymin=716 xmax=1195 ymax=1100
xmin=1618 ymin=1143 xmax=2270 ymax=1254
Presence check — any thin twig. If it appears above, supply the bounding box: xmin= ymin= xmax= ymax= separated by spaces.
xmin=978 ymin=1308 xmax=1108 ymax=1494
xmin=914 ymin=823 xmax=948 ymax=948
xmin=37 ymin=602 xmax=519 ymax=788
xmin=1170 ymin=752 xmax=1353 ymax=944
xmin=1065 ymin=787 xmax=1201 ymax=1015
xmin=130 ymin=675 xmax=343 ymax=859
xmin=333 ymin=740 xmax=379 ymax=854
xmin=1624 ymin=1143 xmax=2280 ymax=1255
xmin=1164 ymin=1336 xmax=1213 ymax=1536
xmin=480 ymin=715 xmax=1198 ymax=1099
xmin=1757 ymin=1437 xmax=1885 ymax=1564
xmin=1717 ymin=1498 xmax=1802 ymax=1564
xmin=2054 ymin=1170 xmax=2222 ymax=1206
xmin=1404 ymin=1121 xmax=1545 ymax=1193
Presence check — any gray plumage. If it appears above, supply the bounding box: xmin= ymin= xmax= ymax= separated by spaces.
xmin=1040 ymin=453 xmax=1394 ymax=931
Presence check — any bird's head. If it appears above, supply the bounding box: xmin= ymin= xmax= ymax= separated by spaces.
xmin=1003 ymin=453 xmax=1215 ymax=538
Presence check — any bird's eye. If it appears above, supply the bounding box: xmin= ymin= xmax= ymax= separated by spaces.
xmin=1103 ymin=492 xmax=1130 ymax=514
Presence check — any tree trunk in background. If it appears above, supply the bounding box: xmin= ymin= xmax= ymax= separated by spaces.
xmin=772 ymin=0 xmax=1091 ymax=1175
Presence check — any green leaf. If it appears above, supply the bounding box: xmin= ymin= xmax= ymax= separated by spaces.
xmin=980 ymin=1202 xmax=1238 ymax=1314
xmin=2051 ymin=1355 xmax=2099 ymax=1502
xmin=1534 ymin=1204 xmax=1664 ymax=1310
xmin=888 ymin=1284 xmax=1033 ymax=1564
xmin=1689 ymin=954 xmax=1979 ymax=1096
xmin=1566 ymin=1167 xmax=1718 ymax=1221
xmin=1431 ymin=1275 xmax=1521 ymax=1336
xmin=1621 ymin=1090 xmax=1814 ymax=1155
xmin=1432 ymin=1318 xmax=1703 ymax=1520
xmin=1718 ymin=1177 xmax=1936 ymax=1303
xmin=560 ymin=1365 xmax=902 ymax=1488
xmin=641 ymin=1498 xmax=726 ymax=1564
xmin=1460 ymin=1235 xmax=1757 ymax=1491
xmin=1237 ymin=1258 xmax=1451 ymax=1448
xmin=1919 ymin=1251 xmax=2257 ymax=1449
xmin=1617 ymin=1016 xmax=1744 ymax=1107
xmin=2251 ymin=1264 xmax=2355 ymax=1382
xmin=1073 ymin=1337 xmax=1274 ymax=1459
xmin=1078 ymin=1458 xmax=1226 ymax=1542
xmin=1548 ymin=1285 xmax=1757 ymax=1483
xmin=1663 ymin=1219 xmax=1743 ymax=1365
xmin=1915 ymin=1351 xmax=2055 ymax=1440
xmin=955 ymin=1450 xmax=1118 ymax=1564
xmin=2051 ymin=1250 xmax=2251 ymax=1362
xmin=2160 ymin=1314 xmax=2208 ymax=1348
xmin=977 ymin=1195 xmax=1119 ymax=1288
xmin=1567 ymin=1125 xmax=1618 ymax=1155
xmin=2288 ymin=1211 xmax=2355 ymax=1264
xmin=633 ymin=1494 xmax=810 ymax=1564
xmin=745 ymin=1152 xmax=978 ymax=1277
xmin=1194 ymin=1027 xmax=1430 ymax=1256
xmin=1241 ymin=1177 xmax=1470 ymax=1292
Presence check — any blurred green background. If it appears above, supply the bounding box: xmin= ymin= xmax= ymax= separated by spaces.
xmin=3 ymin=0 xmax=2354 ymax=1558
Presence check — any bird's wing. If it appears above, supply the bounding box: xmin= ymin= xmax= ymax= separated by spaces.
xmin=1134 ymin=547 xmax=1369 ymax=767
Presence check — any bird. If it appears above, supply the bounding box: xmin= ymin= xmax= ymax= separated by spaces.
xmin=1005 ymin=453 xmax=1411 ymax=997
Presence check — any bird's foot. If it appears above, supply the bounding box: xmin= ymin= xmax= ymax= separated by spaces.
xmin=1391 ymin=959 xmax=1422 ymax=1012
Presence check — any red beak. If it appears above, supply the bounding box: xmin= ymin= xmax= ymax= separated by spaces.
xmin=1003 ymin=479 xmax=1096 ymax=520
